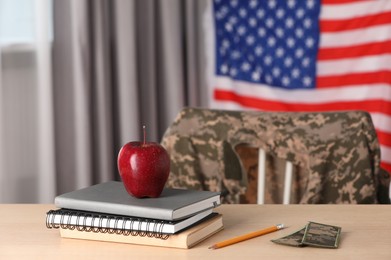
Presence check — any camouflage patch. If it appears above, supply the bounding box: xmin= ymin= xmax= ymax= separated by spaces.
xmin=271 ymin=227 xmax=307 ymax=247
xmin=302 ymin=222 xmax=342 ymax=248
xmin=272 ymin=222 xmax=342 ymax=248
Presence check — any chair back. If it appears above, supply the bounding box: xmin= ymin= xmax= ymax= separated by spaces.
xmin=161 ymin=107 xmax=390 ymax=204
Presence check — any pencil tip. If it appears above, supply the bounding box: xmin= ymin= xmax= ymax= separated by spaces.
xmin=209 ymin=245 xmax=216 ymax=249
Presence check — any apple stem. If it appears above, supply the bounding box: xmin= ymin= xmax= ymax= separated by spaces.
xmin=143 ymin=125 xmax=146 ymax=145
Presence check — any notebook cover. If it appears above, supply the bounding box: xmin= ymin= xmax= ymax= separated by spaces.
xmin=59 ymin=213 xmax=224 ymax=249
xmin=55 ymin=181 xmax=221 ymax=220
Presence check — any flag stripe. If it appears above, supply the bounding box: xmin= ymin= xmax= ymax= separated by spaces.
xmin=321 ymin=25 xmax=391 ymax=48
xmin=317 ymin=70 xmax=391 ymax=88
xmin=381 ymin=145 xmax=391 ymax=164
xmin=370 ymin=112 xmax=391 ymax=135
xmin=321 ymin=0 xmax=391 ymax=20
xmin=322 ymin=0 xmax=374 ymax=5
xmin=377 ymin=130 xmax=391 ymax=147
xmin=214 ymin=89 xmax=391 ymax=115
xmin=321 ymin=11 xmax=391 ymax=32
xmin=381 ymin=162 xmax=391 ymax=174
xmin=318 ymin=55 xmax=391 ymax=76
xmin=318 ymin=40 xmax=391 ymax=60
xmin=215 ymin=76 xmax=391 ymax=103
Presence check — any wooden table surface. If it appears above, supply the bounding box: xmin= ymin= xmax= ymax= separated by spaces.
xmin=1 ymin=204 xmax=390 ymax=259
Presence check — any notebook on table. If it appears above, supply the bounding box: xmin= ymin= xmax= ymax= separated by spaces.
xmin=46 ymin=208 xmax=214 ymax=235
xmin=55 ymin=181 xmax=221 ymax=221
xmin=58 ymin=213 xmax=223 ymax=249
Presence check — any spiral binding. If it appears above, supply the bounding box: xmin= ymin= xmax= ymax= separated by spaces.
xmin=46 ymin=209 xmax=170 ymax=240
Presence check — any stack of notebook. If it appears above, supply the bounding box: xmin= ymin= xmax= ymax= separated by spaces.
xmin=46 ymin=181 xmax=223 ymax=249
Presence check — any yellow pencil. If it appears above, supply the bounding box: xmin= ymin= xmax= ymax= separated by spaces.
xmin=209 ymin=224 xmax=284 ymax=249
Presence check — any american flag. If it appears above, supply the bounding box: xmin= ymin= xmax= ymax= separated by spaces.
xmin=207 ymin=0 xmax=391 ymax=173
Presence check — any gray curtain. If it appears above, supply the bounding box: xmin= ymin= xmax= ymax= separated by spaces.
xmin=52 ymin=0 xmax=209 ymax=195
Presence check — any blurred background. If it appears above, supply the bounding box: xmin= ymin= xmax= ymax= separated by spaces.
xmin=1 ymin=0 xmax=211 ymax=202
xmin=1 ymin=0 xmax=390 ymax=203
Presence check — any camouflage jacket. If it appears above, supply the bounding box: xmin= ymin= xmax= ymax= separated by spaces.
xmin=161 ymin=107 xmax=390 ymax=204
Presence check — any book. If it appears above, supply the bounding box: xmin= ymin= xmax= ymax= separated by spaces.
xmin=55 ymin=181 xmax=221 ymax=221
xmin=59 ymin=213 xmax=224 ymax=249
xmin=46 ymin=208 xmax=213 ymax=235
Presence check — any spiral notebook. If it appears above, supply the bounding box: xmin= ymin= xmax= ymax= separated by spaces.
xmin=58 ymin=213 xmax=223 ymax=249
xmin=55 ymin=181 xmax=221 ymax=221
xmin=46 ymin=208 xmax=213 ymax=236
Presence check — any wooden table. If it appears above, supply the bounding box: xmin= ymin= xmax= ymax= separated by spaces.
xmin=1 ymin=204 xmax=390 ymax=259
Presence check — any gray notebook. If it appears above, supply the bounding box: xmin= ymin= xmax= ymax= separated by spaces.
xmin=55 ymin=181 xmax=221 ymax=221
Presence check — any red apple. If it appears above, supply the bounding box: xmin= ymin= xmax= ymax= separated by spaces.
xmin=117 ymin=127 xmax=170 ymax=198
